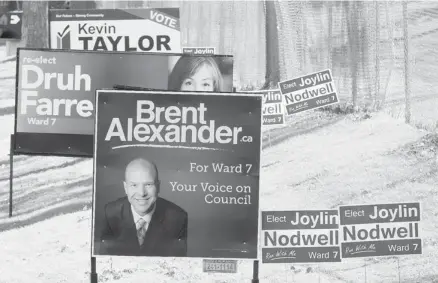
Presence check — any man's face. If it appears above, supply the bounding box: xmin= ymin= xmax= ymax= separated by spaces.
xmin=123 ymin=166 xmax=159 ymax=216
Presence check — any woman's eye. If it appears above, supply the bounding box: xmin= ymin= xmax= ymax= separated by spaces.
xmin=184 ymin=81 xmax=192 ymax=86
xmin=203 ymin=83 xmax=211 ymax=87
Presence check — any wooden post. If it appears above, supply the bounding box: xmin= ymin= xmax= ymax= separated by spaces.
xmin=22 ymin=1 xmax=49 ymax=48
xmin=90 ymin=256 xmax=97 ymax=283
xmin=251 ymin=260 xmax=259 ymax=283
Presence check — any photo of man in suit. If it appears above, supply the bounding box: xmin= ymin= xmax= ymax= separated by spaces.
xmin=98 ymin=158 xmax=188 ymax=257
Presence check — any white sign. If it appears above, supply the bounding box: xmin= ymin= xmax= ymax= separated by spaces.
xmin=49 ymin=8 xmax=181 ymax=53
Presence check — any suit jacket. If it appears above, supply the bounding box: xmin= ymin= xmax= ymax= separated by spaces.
xmin=98 ymin=197 xmax=188 ymax=257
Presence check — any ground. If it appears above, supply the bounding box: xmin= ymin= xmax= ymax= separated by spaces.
xmin=0 ymin=3 xmax=438 ymax=282
xmin=0 ymin=109 xmax=436 ymax=283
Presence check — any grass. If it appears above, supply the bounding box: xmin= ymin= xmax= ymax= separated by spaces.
xmin=0 ymin=95 xmax=436 ymax=283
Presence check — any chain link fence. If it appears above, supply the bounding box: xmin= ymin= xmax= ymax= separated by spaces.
xmin=94 ymin=0 xmax=438 ymax=129
xmin=271 ymin=1 xmax=389 ymax=109
xmin=269 ymin=0 xmax=437 ymax=130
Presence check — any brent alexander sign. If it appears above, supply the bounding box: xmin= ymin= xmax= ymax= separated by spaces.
xmin=339 ymin=202 xmax=422 ymax=258
xmin=261 ymin=210 xmax=341 ymax=263
xmin=278 ymin=69 xmax=339 ymax=115
xmin=92 ymin=90 xmax=261 ymax=259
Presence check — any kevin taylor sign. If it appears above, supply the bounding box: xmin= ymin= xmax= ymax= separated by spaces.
xmin=92 ymin=90 xmax=262 ymax=259
xmin=14 ymin=48 xmax=233 ymax=156
xmin=49 ymin=8 xmax=181 ymax=52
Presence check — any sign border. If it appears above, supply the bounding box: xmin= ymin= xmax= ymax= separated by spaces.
xmin=91 ymin=89 xmax=263 ymax=260
xmin=338 ymin=201 xmax=423 ymax=259
xmin=47 ymin=7 xmax=181 ymax=50
xmin=277 ymin=69 xmax=339 ymax=116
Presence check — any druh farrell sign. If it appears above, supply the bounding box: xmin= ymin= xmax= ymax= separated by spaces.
xmin=278 ymin=69 xmax=339 ymax=115
xmin=49 ymin=8 xmax=181 ymax=53
xmin=261 ymin=210 xmax=341 ymax=263
xmin=14 ymin=48 xmax=233 ymax=156
xmin=339 ymin=202 xmax=422 ymax=258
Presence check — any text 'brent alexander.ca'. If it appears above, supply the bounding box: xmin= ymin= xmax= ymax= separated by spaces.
xmin=105 ymin=100 xmax=251 ymax=145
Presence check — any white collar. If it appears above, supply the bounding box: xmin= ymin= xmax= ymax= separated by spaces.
xmin=131 ymin=203 xmax=156 ymax=225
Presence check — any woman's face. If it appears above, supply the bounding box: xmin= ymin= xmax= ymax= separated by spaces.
xmin=180 ymin=65 xmax=215 ymax=91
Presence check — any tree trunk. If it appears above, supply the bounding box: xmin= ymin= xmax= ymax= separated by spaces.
xmin=22 ymin=1 xmax=48 ymax=48
xmin=95 ymin=0 xmax=115 ymax=9
xmin=345 ymin=1 xmax=359 ymax=111
xmin=375 ymin=0 xmax=380 ymax=110
xmin=380 ymin=1 xmax=394 ymax=109
xmin=70 ymin=1 xmax=96 ymax=9
xmin=126 ymin=1 xmax=144 ymax=8
xmin=327 ymin=1 xmax=333 ymax=69
xmin=262 ymin=0 xmax=280 ymax=89
xmin=49 ymin=1 xmax=68 ymax=9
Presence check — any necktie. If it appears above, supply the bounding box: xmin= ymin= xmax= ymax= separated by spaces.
xmin=136 ymin=218 xmax=148 ymax=246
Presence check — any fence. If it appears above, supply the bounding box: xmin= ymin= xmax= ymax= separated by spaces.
xmin=92 ymin=0 xmax=437 ymax=131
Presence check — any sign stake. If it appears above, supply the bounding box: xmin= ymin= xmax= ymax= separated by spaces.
xmin=90 ymin=256 xmax=97 ymax=283
xmin=9 ymin=134 xmax=14 ymax=217
xmin=252 ymin=260 xmax=259 ymax=283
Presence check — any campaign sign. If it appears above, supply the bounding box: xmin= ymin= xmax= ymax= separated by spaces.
xmin=259 ymin=89 xmax=285 ymax=126
xmin=203 ymin=259 xmax=237 ymax=273
xmin=183 ymin=47 xmax=215 ymax=55
xmin=261 ymin=210 xmax=341 ymax=263
xmin=0 ymin=11 xmax=22 ymax=39
xmin=339 ymin=202 xmax=422 ymax=258
xmin=14 ymin=48 xmax=233 ymax=156
xmin=49 ymin=8 xmax=181 ymax=53
xmin=278 ymin=69 xmax=339 ymax=115
xmin=92 ymin=90 xmax=262 ymax=259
